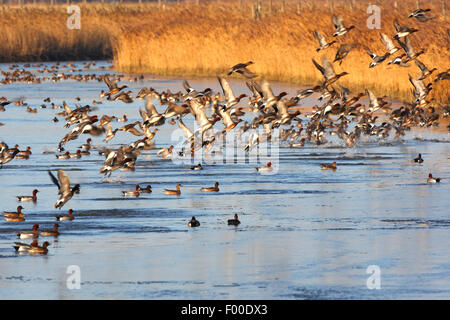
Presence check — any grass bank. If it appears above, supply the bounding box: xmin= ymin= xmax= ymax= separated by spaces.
xmin=0 ymin=1 xmax=448 ymax=103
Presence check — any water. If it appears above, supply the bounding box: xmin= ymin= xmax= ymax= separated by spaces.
xmin=0 ymin=61 xmax=449 ymax=299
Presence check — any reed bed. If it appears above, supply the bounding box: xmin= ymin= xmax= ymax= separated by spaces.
xmin=0 ymin=1 xmax=448 ymax=103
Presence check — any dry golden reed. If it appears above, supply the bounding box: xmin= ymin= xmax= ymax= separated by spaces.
xmin=0 ymin=1 xmax=448 ymax=104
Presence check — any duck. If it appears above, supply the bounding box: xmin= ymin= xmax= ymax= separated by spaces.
xmin=321 ymin=161 xmax=337 ymax=170
xmin=365 ymin=47 xmax=389 ymax=68
xmin=40 ymin=224 xmax=60 ymax=237
xmin=102 ymin=75 xmax=128 ymax=98
xmin=201 ymin=182 xmax=219 ymax=192
xmin=138 ymin=185 xmax=152 ymax=193
xmin=15 ymin=153 xmax=29 ymax=160
xmin=415 ymin=60 xmax=437 ymax=80
xmin=393 ymin=19 xmax=418 ymax=40
xmin=313 ymin=30 xmax=337 ymax=52
xmin=16 ymin=224 xmax=39 ymax=239
xmin=17 ymin=146 xmax=32 ymax=156
xmin=48 ymin=169 xmax=80 ymax=209
xmin=332 ymin=15 xmax=355 ymax=37
xmin=312 ymin=56 xmax=348 ymax=87
xmin=56 ymin=208 xmax=74 ymax=221
xmin=79 ymin=138 xmax=92 ymax=151
xmin=408 ymin=8 xmax=434 ymax=22
xmin=227 ymin=61 xmax=257 ymax=79
xmin=28 ymin=241 xmax=50 ymax=255
xmin=13 ymin=240 xmax=38 ymax=252
xmin=333 ymin=43 xmax=357 ymax=65
xmin=191 ymin=163 xmax=203 ymax=170
xmin=79 ymin=149 xmax=90 ymax=156
xmin=217 ymin=76 xmax=247 ymax=110
xmin=157 ymin=145 xmax=174 ymax=159
xmin=17 ymin=189 xmax=39 ymax=202
xmin=227 ymin=214 xmax=241 ymax=226
xmin=414 ymin=154 xmax=424 ymax=163
xmin=26 ymin=106 xmax=37 ymax=113
xmin=4 ymin=205 xmax=25 ymax=219
xmin=164 ymin=183 xmax=181 ymax=195
xmin=69 ymin=150 xmax=82 ymax=159
xmin=0 ymin=148 xmax=19 ymax=168
xmin=103 ymin=123 xmax=119 ymax=142
xmin=427 ymin=173 xmax=441 ymax=183
xmin=56 ymin=151 xmax=70 ymax=159
xmin=256 ymin=161 xmax=273 ymax=173
xmin=117 ymin=114 xmax=128 ymax=122
xmin=380 ymin=32 xmax=399 ymax=55
xmin=188 ymin=216 xmax=200 ymax=227
xmin=122 ymin=185 xmax=140 ymax=197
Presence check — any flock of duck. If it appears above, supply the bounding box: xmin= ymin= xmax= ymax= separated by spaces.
xmin=0 ymin=8 xmax=448 ymax=255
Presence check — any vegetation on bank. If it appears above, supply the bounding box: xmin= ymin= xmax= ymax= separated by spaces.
xmin=0 ymin=1 xmax=448 ymax=103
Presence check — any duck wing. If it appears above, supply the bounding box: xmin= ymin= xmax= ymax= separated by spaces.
xmin=57 ymin=169 xmax=71 ymax=196
xmin=218 ymin=76 xmax=237 ymax=104
xmin=48 ymin=170 xmax=61 ymax=190
xmin=145 ymin=98 xmax=159 ymax=116
xmin=314 ymin=30 xmax=327 ymax=47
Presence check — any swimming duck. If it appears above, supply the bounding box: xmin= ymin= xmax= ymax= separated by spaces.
xmin=40 ymin=224 xmax=60 ymax=237
xmin=427 ymin=173 xmax=441 ymax=183
xmin=165 ymin=183 xmax=181 ymax=195
xmin=13 ymin=240 xmax=38 ymax=252
xmin=69 ymin=150 xmax=82 ymax=159
xmin=191 ymin=163 xmax=203 ymax=170
xmin=157 ymin=145 xmax=174 ymax=159
xmin=79 ymin=138 xmax=92 ymax=151
xmin=321 ymin=161 xmax=337 ymax=170
xmin=227 ymin=214 xmax=241 ymax=226
xmin=16 ymin=224 xmax=39 ymax=239
xmin=188 ymin=216 xmax=200 ymax=227
xmin=414 ymin=154 xmax=424 ymax=163
xmin=117 ymin=114 xmax=128 ymax=122
xmin=256 ymin=161 xmax=273 ymax=173
xmin=48 ymin=169 xmax=80 ymax=209
xmin=17 ymin=189 xmax=39 ymax=202
xmin=28 ymin=241 xmax=50 ymax=255
xmin=56 ymin=151 xmax=70 ymax=159
xmin=122 ymin=185 xmax=140 ymax=197
xmin=4 ymin=205 xmax=25 ymax=219
xmin=56 ymin=209 xmax=74 ymax=221
xmin=201 ymin=182 xmax=219 ymax=192
xmin=17 ymin=146 xmax=32 ymax=156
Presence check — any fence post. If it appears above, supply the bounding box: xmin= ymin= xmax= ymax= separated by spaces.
xmin=281 ymin=0 xmax=285 ymax=13
xmin=269 ymin=0 xmax=272 ymax=16
xmin=297 ymin=1 xmax=301 ymax=15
